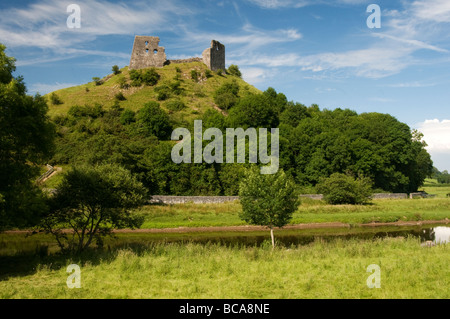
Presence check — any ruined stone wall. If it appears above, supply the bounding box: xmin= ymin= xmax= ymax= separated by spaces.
xmin=129 ymin=36 xmax=167 ymax=70
xmin=202 ymin=40 xmax=225 ymax=72
xmin=168 ymin=57 xmax=203 ymax=64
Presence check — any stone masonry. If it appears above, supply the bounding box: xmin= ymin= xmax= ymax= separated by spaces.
xmin=202 ymin=40 xmax=225 ymax=72
xmin=129 ymin=36 xmax=167 ymax=69
xmin=129 ymin=36 xmax=225 ymax=71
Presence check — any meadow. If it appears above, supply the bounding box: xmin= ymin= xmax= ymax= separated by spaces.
xmin=0 ymin=237 xmax=448 ymax=299
xmin=0 ymin=185 xmax=448 ymax=299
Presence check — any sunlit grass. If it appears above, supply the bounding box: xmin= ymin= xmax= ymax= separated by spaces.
xmin=0 ymin=238 xmax=448 ymax=299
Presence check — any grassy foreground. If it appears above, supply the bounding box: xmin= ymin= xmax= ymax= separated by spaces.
xmin=0 ymin=237 xmax=448 ymax=299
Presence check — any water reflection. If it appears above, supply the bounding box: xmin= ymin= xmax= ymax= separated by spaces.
xmin=434 ymin=227 xmax=450 ymax=244
xmin=113 ymin=225 xmax=450 ymax=248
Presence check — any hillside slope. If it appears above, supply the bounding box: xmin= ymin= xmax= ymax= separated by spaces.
xmin=46 ymin=62 xmax=260 ymax=124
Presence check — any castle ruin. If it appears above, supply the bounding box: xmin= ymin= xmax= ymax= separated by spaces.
xmin=129 ymin=36 xmax=225 ymax=71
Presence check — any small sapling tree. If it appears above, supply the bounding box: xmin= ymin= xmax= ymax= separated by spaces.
xmin=239 ymin=167 xmax=299 ymax=249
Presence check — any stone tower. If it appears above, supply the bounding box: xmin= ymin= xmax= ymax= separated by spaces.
xmin=202 ymin=40 xmax=225 ymax=72
xmin=129 ymin=36 xmax=167 ymax=70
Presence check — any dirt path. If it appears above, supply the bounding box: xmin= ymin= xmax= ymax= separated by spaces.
xmin=5 ymin=219 xmax=448 ymax=235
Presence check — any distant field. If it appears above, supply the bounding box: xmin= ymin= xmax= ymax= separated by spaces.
xmin=138 ymin=196 xmax=450 ymax=229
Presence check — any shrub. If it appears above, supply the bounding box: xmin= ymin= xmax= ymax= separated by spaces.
xmin=165 ymin=99 xmax=186 ymax=112
xmin=155 ymin=85 xmax=170 ymax=101
xmin=316 ymin=173 xmax=373 ymax=205
xmin=205 ymin=69 xmax=213 ymax=78
xmin=112 ymin=65 xmax=121 ymax=75
xmin=118 ymin=76 xmax=129 ymax=89
xmin=115 ymin=92 xmax=126 ymax=101
xmin=120 ymin=109 xmax=136 ymax=125
xmin=129 ymin=68 xmax=160 ymax=87
xmin=213 ymin=80 xmax=240 ymax=110
xmin=50 ymin=92 xmax=63 ymax=105
xmin=227 ymin=64 xmax=242 ymax=78
xmin=191 ymin=70 xmax=199 ymax=82
xmin=216 ymin=69 xmax=224 ymax=76
xmin=137 ymin=101 xmax=172 ymax=139
xmin=92 ymin=77 xmax=103 ymax=86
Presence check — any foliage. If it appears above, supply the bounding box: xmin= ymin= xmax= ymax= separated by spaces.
xmin=129 ymin=68 xmax=160 ymax=87
xmin=227 ymin=93 xmax=279 ymax=129
xmin=227 ymin=64 xmax=242 ymax=78
xmin=50 ymin=93 xmax=63 ymax=105
xmin=120 ymin=109 xmax=136 ymax=125
xmin=112 ymin=65 xmax=121 ymax=75
xmin=316 ymin=173 xmax=373 ymax=205
xmin=136 ymin=101 xmax=172 ymax=139
xmin=190 ymin=70 xmax=199 ymax=82
xmin=40 ymin=164 xmax=147 ymax=253
xmin=165 ymin=99 xmax=186 ymax=112
xmin=0 ymin=44 xmax=55 ymax=229
xmin=213 ymin=80 xmax=240 ymax=110
xmin=92 ymin=77 xmax=103 ymax=86
xmin=115 ymin=92 xmax=126 ymax=101
xmin=239 ymin=167 xmax=299 ymax=248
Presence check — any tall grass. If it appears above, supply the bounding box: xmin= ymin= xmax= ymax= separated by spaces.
xmin=0 ymin=237 xmax=448 ymax=299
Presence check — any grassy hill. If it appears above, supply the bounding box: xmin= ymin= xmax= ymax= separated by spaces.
xmin=45 ymin=62 xmax=260 ymax=124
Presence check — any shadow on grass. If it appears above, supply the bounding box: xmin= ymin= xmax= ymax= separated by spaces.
xmin=0 ymin=241 xmax=156 ymax=282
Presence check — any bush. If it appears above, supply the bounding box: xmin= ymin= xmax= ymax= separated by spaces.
xmin=137 ymin=101 xmax=172 ymax=139
xmin=216 ymin=69 xmax=224 ymax=76
xmin=118 ymin=76 xmax=129 ymax=89
xmin=205 ymin=69 xmax=213 ymax=78
xmin=112 ymin=65 xmax=121 ymax=75
xmin=155 ymin=85 xmax=170 ymax=101
xmin=115 ymin=92 xmax=126 ymax=101
xmin=316 ymin=173 xmax=373 ymax=205
xmin=120 ymin=109 xmax=136 ymax=125
xmin=50 ymin=92 xmax=63 ymax=105
xmin=129 ymin=68 xmax=160 ymax=87
xmin=165 ymin=99 xmax=186 ymax=112
xmin=227 ymin=64 xmax=242 ymax=78
xmin=92 ymin=77 xmax=103 ymax=86
xmin=213 ymin=80 xmax=240 ymax=110
xmin=191 ymin=70 xmax=199 ymax=82
xmin=68 ymin=104 xmax=104 ymax=119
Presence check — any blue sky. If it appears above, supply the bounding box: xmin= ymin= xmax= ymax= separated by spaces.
xmin=1 ymin=0 xmax=449 ymax=171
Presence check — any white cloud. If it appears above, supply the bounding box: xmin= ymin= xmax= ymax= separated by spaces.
xmin=29 ymin=82 xmax=81 ymax=95
xmin=417 ymin=119 xmax=450 ymax=152
xmin=411 ymin=0 xmax=450 ymax=23
xmin=0 ymin=0 xmax=189 ymax=63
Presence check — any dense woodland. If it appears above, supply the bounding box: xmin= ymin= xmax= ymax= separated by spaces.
xmin=49 ymin=75 xmax=433 ymax=196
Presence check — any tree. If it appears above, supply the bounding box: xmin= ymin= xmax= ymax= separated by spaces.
xmin=0 ymin=44 xmax=55 ymax=230
xmin=40 ymin=164 xmax=147 ymax=253
xmin=227 ymin=64 xmax=242 ymax=78
xmin=239 ymin=167 xmax=299 ymax=249
xmin=316 ymin=172 xmax=373 ymax=205
xmin=137 ymin=101 xmax=172 ymax=139
xmin=112 ymin=65 xmax=121 ymax=75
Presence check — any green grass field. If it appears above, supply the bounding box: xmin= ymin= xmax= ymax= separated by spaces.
xmin=138 ymin=195 xmax=450 ymax=229
xmin=0 ymin=237 xmax=448 ymax=299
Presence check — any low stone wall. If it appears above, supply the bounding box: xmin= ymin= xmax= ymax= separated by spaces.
xmin=150 ymin=193 xmax=411 ymax=204
xmin=372 ymin=193 xmax=408 ymax=199
xmin=150 ymin=195 xmax=239 ymax=204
